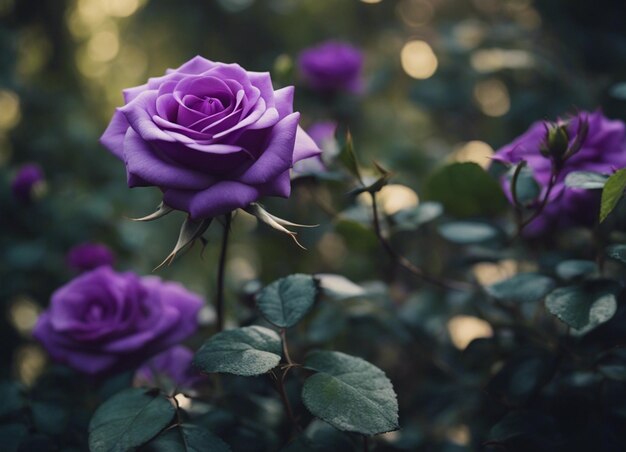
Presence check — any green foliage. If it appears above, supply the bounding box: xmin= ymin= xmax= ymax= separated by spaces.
xmin=600 ymin=168 xmax=626 ymax=222
xmin=438 ymin=221 xmax=499 ymax=244
xmin=555 ymin=260 xmax=598 ymax=281
xmin=256 ymin=274 xmax=318 ymax=328
xmin=143 ymin=424 xmax=231 ymax=452
xmin=302 ymin=350 xmax=399 ymax=436
xmin=89 ymin=388 xmax=176 ymax=452
xmin=392 ymin=202 xmax=443 ymax=231
xmin=486 ymin=273 xmax=555 ymax=303
xmin=606 ymin=244 xmax=626 ymax=264
xmin=193 ymin=326 xmax=282 ymax=376
xmin=564 ymin=171 xmax=608 ymax=189
xmin=425 ymin=162 xmax=508 ymax=217
xmin=545 ymin=280 xmax=620 ymax=332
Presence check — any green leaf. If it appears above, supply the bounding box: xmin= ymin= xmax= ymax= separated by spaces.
xmin=606 ymin=244 xmax=626 ymax=264
xmin=600 ymin=169 xmax=626 ymax=222
xmin=555 ymin=260 xmax=597 ymax=280
xmin=438 ymin=221 xmax=499 ymax=244
xmin=256 ymin=274 xmax=318 ymax=328
xmin=564 ymin=171 xmax=608 ymax=190
xmin=338 ymin=131 xmax=363 ymax=184
xmin=193 ymin=326 xmax=282 ymax=376
xmin=89 ymin=388 xmax=176 ymax=452
xmin=142 ymin=424 xmax=231 ymax=452
xmin=424 ymin=162 xmax=507 ymax=217
xmin=545 ymin=280 xmax=620 ymax=332
xmin=486 ymin=273 xmax=555 ymax=303
xmin=32 ymin=401 xmax=70 ymax=435
xmin=0 ymin=381 xmax=23 ymax=417
xmin=0 ymin=423 xmax=28 ymax=452
xmin=302 ymin=350 xmax=399 ymax=435
xmin=393 ymin=202 xmax=443 ymax=231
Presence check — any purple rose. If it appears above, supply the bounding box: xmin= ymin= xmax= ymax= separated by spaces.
xmin=100 ymin=56 xmax=321 ymax=220
xmin=11 ymin=163 xmax=45 ymax=203
xmin=493 ymin=110 xmax=626 ymax=235
xmin=297 ymin=41 xmax=364 ymax=94
xmin=66 ymin=242 xmax=115 ymax=272
xmin=293 ymin=121 xmax=337 ymax=175
xmin=33 ymin=267 xmax=203 ymax=376
xmin=134 ymin=346 xmax=203 ymax=391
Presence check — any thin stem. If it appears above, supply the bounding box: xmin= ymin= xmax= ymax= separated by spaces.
xmin=513 ymin=164 xmax=560 ymax=240
xmin=363 ymin=435 xmax=369 ymax=452
xmin=280 ymin=329 xmax=294 ymax=366
xmin=215 ymin=212 xmax=232 ymax=332
xmin=272 ymin=370 xmax=302 ymax=435
xmin=369 ymin=192 xmax=474 ymax=292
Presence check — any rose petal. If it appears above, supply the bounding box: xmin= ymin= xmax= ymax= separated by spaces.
xmin=123 ymin=128 xmax=216 ymax=189
xmin=100 ymin=110 xmax=130 ymax=159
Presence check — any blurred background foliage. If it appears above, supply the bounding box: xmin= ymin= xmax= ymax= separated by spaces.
xmin=2 ymin=0 xmax=626 ymax=450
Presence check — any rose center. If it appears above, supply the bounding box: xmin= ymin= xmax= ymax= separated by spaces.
xmin=85 ymin=303 xmax=105 ymax=322
xmin=200 ymin=97 xmax=224 ymax=115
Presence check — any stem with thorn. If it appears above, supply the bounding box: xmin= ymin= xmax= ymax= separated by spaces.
xmin=215 ymin=212 xmax=232 ymax=332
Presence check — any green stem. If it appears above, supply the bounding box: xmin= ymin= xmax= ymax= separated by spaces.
xmin=215 ymin=212 xmax=232 ymax=332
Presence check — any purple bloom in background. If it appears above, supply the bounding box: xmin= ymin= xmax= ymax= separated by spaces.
xmin=293 ymin=121 xmax=337 ymax=175
xmin=134 ymin=346 xmax=203 ymax=391
xmin=66 ymin=242 xmax=115 ymax=272
xmin=493 ymin=110 xmax=626 ymax=235
xmin=297 ymin=41 xmax=364 ymax=94
xmin=100 ymin=56 xmax=321 ymax=220
xmin=33 ymin=267 xmax=203 ymax=376
xmin=11 ymin=163 xmax=44 ymax=203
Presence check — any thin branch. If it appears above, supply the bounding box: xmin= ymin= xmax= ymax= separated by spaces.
xmin=369 ymin=192 xmax=474 ymax=292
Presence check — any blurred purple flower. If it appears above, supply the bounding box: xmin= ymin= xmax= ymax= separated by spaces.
xmin=11 ymin=163 xmax=44 ymax=203
xmin=293 ymin=121 xmax=337 ymax=175
xmin=66 ymin=243 xmax=115 ymax=272
xmin=33 ymin=267 xmax=203 ymax=376
xmin=100 ymin=56 xmax=321 ymax=220
xmin=493 ymin=110 xmax=626 ymax=235
xmin=297 ymin=41 xmax=364 ymax=94
xmin=134 ymin=345 xmax=203 ymax=391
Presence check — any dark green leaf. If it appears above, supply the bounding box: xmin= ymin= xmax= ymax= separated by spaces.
xmin=32 ymin=401 xmax=70 ymax=435
xmin=0 ymin=381 xmax=23 ymax=417
xmin=545 ymin=280 xmax=620 ymax=332
xmin=600 ymin=168 xmax=626 ymax=222
xmin=89 ymin=388 xmax=176 ymax=452
xmin=302 ymin=350 xmax=399 ymax=435
xmin=606 ymin=244 xmax=626 ymax=264
xmin=486 ymin=273 xmax=555 ymax=303
xmin=393 ymin=202 xmax=443 ymax=230
xmin=564 ymin=171 xmax=608 ymax=190
xmin=337 ymin=131 xmax=363 ymax=184
xmin=142 ymin=424 xmax=231 ymax=452
xmin=425 ymin=162 xmax=507 ymax=217
xmin=0 ymin=423 xmax=27 ymax=452
xmin=555 ymin=260 xmax=597 ymax=280
xmin=438 ymin=222 xmax=499 ymax=244
xmin=193 ymin=326 xmax=282 ymax=376
xmin=256 ymin=274 xmax=318 ymax=328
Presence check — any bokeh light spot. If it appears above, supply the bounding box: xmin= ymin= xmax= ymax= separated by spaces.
xmin=401 ymin=40 xmax=438 ymax=80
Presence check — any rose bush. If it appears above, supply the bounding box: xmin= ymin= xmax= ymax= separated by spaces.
xmin=493 ymin=110 xmax=626 ymax=235
xmin=33 ymin=266 xmax=203 ymax=375
xmin=100 ymin=56 xmax=321 ymax=219
xmin=297 ymin=41 xmax=363 ymax=94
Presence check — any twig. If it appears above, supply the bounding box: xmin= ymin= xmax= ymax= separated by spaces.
xmin=369 ymin=192 xmax=474 ymax=292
